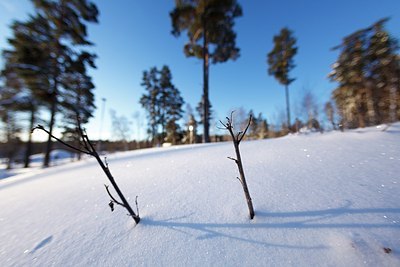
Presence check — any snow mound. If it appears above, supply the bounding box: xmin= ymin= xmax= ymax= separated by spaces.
xmin=0 ymin=124 xmax=399 ymax=266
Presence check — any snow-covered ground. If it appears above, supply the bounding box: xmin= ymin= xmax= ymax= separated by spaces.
xmin=1 ymin=124 xmax=399 ymax=266
xmin=0 ymin=149 xmax=76 ymax=180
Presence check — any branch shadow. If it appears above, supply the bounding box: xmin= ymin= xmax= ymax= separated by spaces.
xmin=142 ymin=201 xmax=400 ymax=250
xmin=30 ymin=236 xmax=53 ymax=254
xmin=143 ymin=217 xmax=326 ymax=250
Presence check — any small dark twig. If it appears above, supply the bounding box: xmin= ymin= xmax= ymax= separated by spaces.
xmin=227 ymin=156 xmax=238 ymax=163
xmin=236 ymin=132 xmax=242 ymax=141
xmin=236 ymin=177 xmax=244 ymax=186
xmin=135 ymin=196 xmax=140 ymax=217
xmin=32 ymin=125 xmax=91 ymax=155
xmin=216 ymin=125 xmax=227 ymax=130
xmin=219 ymin=120 xmax=227 ymax=129
xmin=238 ymin=116 xmax=252 ymax=143
xmin=76 ymin=118 xmax=92 ymax=152
xmin=104 ymin=184 xmax=125 ymax=207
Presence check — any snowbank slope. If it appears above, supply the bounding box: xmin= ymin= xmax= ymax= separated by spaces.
xmin=1 ymin=124 xmax=399 ymax=266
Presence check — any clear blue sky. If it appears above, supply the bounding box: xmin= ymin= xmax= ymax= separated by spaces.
xmin=1 ymin=0 xmax=400 ymax=141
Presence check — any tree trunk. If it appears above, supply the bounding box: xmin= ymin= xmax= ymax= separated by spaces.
xmin=6 ymin=151 xmax=13 ymax=170
xmin=202 ymin=15 xmax=210 ymax=143
xmin=285 ymin=84 xmax=291 ymax=129
xmin=24 ymin=106 xmax=35 ymax=168
xmin=43 ymin=86 xmax=57 ymax=167
xmin=366 ymin=86 xmax=378 ymax=126
xmin=389 ymin=84 xmax=397 ymax=122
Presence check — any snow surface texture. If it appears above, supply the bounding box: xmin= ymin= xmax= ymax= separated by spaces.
xmin=1 ymin=124 xmax=399 ymax=266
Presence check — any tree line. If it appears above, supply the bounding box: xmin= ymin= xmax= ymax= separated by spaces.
xmin=1 ymin=0 xmax=400 ymax=168
xmin=0 ymin=0 xmax=98 ymax=168
xmin=329 ymin=18 xmax=400 ymax=128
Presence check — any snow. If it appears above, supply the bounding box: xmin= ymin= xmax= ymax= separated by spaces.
xmin=1 ymin=124 xmax=400 ymax=266
xmin=0 ymin=149 xmax=76 ymax=180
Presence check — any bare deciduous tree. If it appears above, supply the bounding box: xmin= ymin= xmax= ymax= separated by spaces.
xmin=110 ymin=109 xmax=131 ymax=150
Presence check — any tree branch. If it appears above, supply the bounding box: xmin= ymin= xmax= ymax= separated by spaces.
xmin=135 ymin=196 xmax=140 ymax=217
xmin=236 ymin=176 xmax=244 ymax=186
xmin=227 ymin=156 xmax=238 ymax=163
xmin=219 ymin=120 xmax=227 ymax=128
xmin=238 ymin=115 xmax=252 ymax=143
xmin=32 ymin=125 xmax=92 ymax=155
xmin=104 ymin=184 xmax=125 ymax=207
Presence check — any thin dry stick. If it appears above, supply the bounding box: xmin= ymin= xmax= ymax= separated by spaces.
xmin=32 ymin=122 xmax=141 ymax=224
xmin=220 ymin=112 xmax=255 ymax=219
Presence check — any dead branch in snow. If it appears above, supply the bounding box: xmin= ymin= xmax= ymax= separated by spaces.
xmin=220 ymin=112 xmax=255 ymax=219
xmin=32 ymin=120 xmax=141 ymax=224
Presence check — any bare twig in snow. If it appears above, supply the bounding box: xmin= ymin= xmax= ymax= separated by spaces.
xmin=32 ymin=119 xmax=141 ymax=224
xmin=221 ymin=112 xmax=255 ymax=219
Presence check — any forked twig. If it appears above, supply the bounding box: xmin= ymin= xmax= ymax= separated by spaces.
xmin=32 ymin=119 xmax=141 ymax=224
xmin=221 ymin=113 xmax=255 ymax=219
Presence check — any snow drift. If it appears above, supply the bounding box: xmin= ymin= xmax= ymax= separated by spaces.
xmin=0 ymin=124 xmax=399 ymax=266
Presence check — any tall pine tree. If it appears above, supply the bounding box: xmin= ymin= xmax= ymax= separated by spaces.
xmin=140 ymin=66 xmax=184 ymax=145
xmin=31 ymin=0 xmax=98 ymax=167
xmin=0 ymin=73 xmax=23 ymax=169
xmin=267 ymin=27 xmax=298 ymax=129
xmin=60 ymin=51 xmax=96 ymax=159
xmin=1 ymin=26 xmax=46 ymax=168
xmin=170 ymin=0 xmax=242 ymax=143
xmin=140 ymin=67 xmax=159 ymax=144
xmin=329 ymin=18 xmax=400 ymax=128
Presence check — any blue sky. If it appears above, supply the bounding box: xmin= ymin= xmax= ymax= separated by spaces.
xmin=1 ymin=0 xmax=400 ymax=141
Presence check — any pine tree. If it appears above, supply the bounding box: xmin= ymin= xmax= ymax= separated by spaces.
xmin=196 ymin=94 xmax=213 ymax=126
xmin=170 ymin=0 xmax=242 ymax=143
xmin=140 ymin=67 xmax=159 ymax=145
xmin=1 ymin=47 xmax=41 ymax=168
xmin=0 ymin=78 xmax=23 ymax=169
xmin=256 ymin=113 xmax=269 ymax=139
xmin=267 ymin=27 xmax=298 ymax=129
xmin=248 ymin=110 xmax=258 ymax=139
xmin=367 ymin=22 xmax=400 ymax=123
xmin=140 ymin=66 xmax=184 ymax=146
xmin=329 ymin=18 xmax=400 ymax=128
xmin=30 ymin=0 xmax=98 ymax=167
xmin=159 ymin=66 xmax=184 ymax=143
xmin=60 ymin=51 xmax=96 ymax=158
xmin=3 ymin=5 xmax=98 ymax=166
xmin=329 ymin=32 xmax=371 ymax=128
